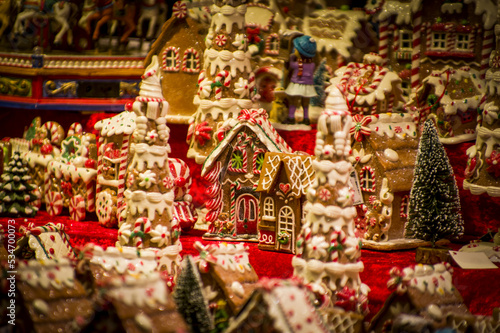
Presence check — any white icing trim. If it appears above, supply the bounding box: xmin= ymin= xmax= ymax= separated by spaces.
xmin=463 ymin=179 xmax=500 ymax=196
xmin=47 ymin=160 xmax=97 ymax=184
xmin=124 ymin=189 xmax=175 ymax=221
xmin=95 ymin=111 xmax=137 ymax=137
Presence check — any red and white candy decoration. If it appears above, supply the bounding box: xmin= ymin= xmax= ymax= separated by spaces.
xmin=47 ymin=191 xmax=63 ymax=216
xmin=69 ymin=195 xmax=86 ymax=221
xmin=215 ymin=34 xmax=227 ymax=47
xmin=172 ymin=1 xmax=187 ymax=19
xmin=169 ymin=158 xmax=191 ymax=201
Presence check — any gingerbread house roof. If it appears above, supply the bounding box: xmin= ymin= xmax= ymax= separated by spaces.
xmin=15 ymin=222 xmax=76 ymax=260
xmin=94 ymin=111 xmax=136 ymax=137
xmin=371 ymin=0 xmax=422 ymax=25
xmin=256 ymin=152 xmax=315 ymax=197
xmin=201 ymin=109 xmax=293 ymax=177
xmin=413 ymin=66 xmax=486 ymax=116
xmin=303 ymin=9 xmax=372 ymax=59
xmin=332 ymin=61 xmax=405 ymax=108
xmin=245 ymin=3 xmax=275 ymax=31
xmin=16 ymin=258 xmax=94 ymax=332
xmin=226 ymin=279 xmax=330 ymax=333
xmin=101 ymin=272 xmax=188 ymax=333
xmin=462 ymin=0 xmax=497 ymax=29
xmin=194 ymin=241 xmax=259 ymax=313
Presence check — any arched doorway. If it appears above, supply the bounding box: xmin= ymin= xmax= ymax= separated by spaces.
xmin=235 ymin=194 xmax=259 ymax=235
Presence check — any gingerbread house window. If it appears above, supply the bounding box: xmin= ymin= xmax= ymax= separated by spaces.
xmin=456 ymin=34 xmax=470 ymax=50
xmin=262 ymin=197 xmax=275 ymax=221
xmin=400 ymin=195 xmax=409 ymax=218
xmin=182 ymin=48 xmax=200 ymax=73
xmin=431 ymin=32 xmax=447 ymax=50
xmin=265 ymin=34 xmax=280 ymax=55
xmin=379 ymin=99 xmax=388 ymax=112
xmin=229 ymin=148 xmax=247 ymax=173
xmin=458 ymin=109 xmax=475 ymax=123
xmin=278 ymin=206 xmax=294 ymax=236
xmin=360 ymin=166 xmax=376 ymax=192
xmin=399 ymin=30 xmax=412 ymax=50
xmin=253 ymin=149 xmax=266 ymax=174
xmin=162 ymin=46 xmax=180 ymax=72
xmin=401 ymin=80 xmax=411 ymax=98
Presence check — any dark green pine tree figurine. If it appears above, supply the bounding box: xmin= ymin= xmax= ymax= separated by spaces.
xmin=405 ymin=120 xmax=464 ymax=246
xmin=173 ymin=255 xmax=213 ymax=333
xmin=0 ymin=152 xmax=38 ymax=217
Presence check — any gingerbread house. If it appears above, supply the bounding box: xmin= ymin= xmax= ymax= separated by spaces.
xmin=84 ymin=272 xmax=189 ymax=333
xmin=192 ymin=242 xmax=259 ymax=322
xmin=256 ymin=152 xmax=315 ymax=253
xmin=226 ymin=279 xmax=332 ymax=333
xmin=15 ymin=222 xmax=76 ymax=260
xmin=331 ymin=55 xmax=406 ymax=115
xmin=370 ymin=263 xmax=476 ymax=333
xmin=408 ymin=66 xmax=486 ymax=144
xmin=201 ymin=108 xmax=293 ymax=241
xmin=15 ymin=258 xmax=94 ymax=333
xmin=146 ymin=1 xmax=209 ymax=124
xmin=349 ymin=113 xmax=421 ymax=249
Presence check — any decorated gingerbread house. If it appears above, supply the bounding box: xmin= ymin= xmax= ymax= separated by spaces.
xmin=369 ymin=263 xmax=475 ymax=333
xmin=331 ymin=54 xmax=406 ymax=115
xmin=408 ymin=66 xmax=485 ymax=144
xmin=45 ymin=129 xmax=98 ymax=221
xmin=85 ymin=272 xmax=189 ymax=333
xmin=463 ymin=9 xmax=500 ymax=197
xmin=15 ymin=258 xmax=94 ymax=333
xmin=15 ymin=222 xmax=76 ymax=260
xmin=201 ymin=108 xmax=293 ymax=241
xmin=256 ymin=152 xmax=315 ymax=253
xmin=146 ymin=1 xmax=210 ymax=124
xmin=192 ymin=242 xmax=259 ymax=324
xmin=349 ymin=113 xmax=421 ymax=248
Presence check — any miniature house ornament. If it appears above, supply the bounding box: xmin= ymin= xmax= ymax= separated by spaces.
xmin=118 ymin=55 xmax=180 ymax=251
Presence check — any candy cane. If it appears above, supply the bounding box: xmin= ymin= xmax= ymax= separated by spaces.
xmin=70 ymin=195 xmax=86 ymax=221
xmin=86 ymin=180 xmax=95 ymax=212
xmin=378 ymin=17 xmax=389 ymax=66
xmin=117 ymin=136 xmax=129 ymax=204
xmin=481 ymin=28 xmax=494 ymax=79
xmin=133 ymin=217 xmax=151 ymax=247
xmin=67 ymin=122 xmax=83 ymax=136
xmin=412 ymin=10 xmax=423 ymax=90
xmin=95 ymin=136 xmax=105 ymax=195
xmin=43 ymin=121 xmax=63 ymax=145
xmin=215 ymin=70 xmax=231 ymax=99
xmin=229 ymin=181 xmax=241 ymax=223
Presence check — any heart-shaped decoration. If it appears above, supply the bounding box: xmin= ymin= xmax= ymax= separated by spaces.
xmin=279 ymin=183 xmax=290 ymax=194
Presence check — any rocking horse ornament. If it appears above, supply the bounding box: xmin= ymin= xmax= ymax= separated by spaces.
xmin=0 ymin=0 xmax=12 ymax=38
xmin=84 ymin=0 xmax=137 ymax=45
xmin=137 ymin=0 xmax=166 ymax=40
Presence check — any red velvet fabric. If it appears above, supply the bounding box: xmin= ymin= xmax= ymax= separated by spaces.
xmin=1 ymin=111 xmax=500 ymax=320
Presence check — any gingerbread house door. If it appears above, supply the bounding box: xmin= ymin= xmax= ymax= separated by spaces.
xmin=278 ymin=206 xmax=294 ymax=252
xmin=236 ymin=194 xmax=259 ymax=235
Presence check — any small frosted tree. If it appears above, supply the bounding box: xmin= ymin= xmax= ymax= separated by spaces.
xmin=405 ymin=119 xmax=464 ymax=246
xmin=173 ymin=256 xmax=213 ymax=333
xmin=0 ymin=152 xmax=38 ymax=217
xmin=311 ymin=58 xmax=329 ymax=107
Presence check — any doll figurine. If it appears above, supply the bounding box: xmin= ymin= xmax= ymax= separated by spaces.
xmin=284 ymin=35 xmax=317 ymax=125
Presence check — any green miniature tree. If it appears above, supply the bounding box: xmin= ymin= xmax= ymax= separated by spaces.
xmin=405 ymin=119 xmax=464 ymax=246
xmin=311 ymin=58 xmax=330 ymax=107
xmin=0 ymin=152 xmax=38 ymax=217
xmin=173 ymin=256 xmax=213 ymax=333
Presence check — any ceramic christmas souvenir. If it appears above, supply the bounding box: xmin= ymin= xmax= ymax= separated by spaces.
xmin=187 ymin=0 xmax=259 ymax=164
xmin=179 ymin=241 xmax=259 ymax=331
xmin=0 ymin=151 xmax=39 ymax=217
xmin=405 ymin=120 xmax=464 ymax=246
xmin=370 ymin=263 xmax=477 ymax=332
xmin=464 ymin=11 xmax=500 ymax=197
xmin=45 ymin=128 xmax=98 ymax=221
xmin=146 ymin=0 xmax=210 ymax=124
xmin=256 ymin=152 xmax=315 ymax=254
xmin=408 ymin=66 xmax=485 ymax=144
xmin=95 ymin=111 xmax=198 ymax=229
xmin=84 ymin=272 xmax=189 ymax=333
xmin=226 ymin=279 xmax=341 ymax=333
xmin=15 ymin=258 xmax=94 ymax=333
xmin=201 ymin=108 xmax=293 ymax=241
xmin=15 ymin=222 xmax=76 ymax=260
xmin=292 ymin=84 xmax=369 ymax=325
xmin=118 ymin=55 xmax=181 ymax=252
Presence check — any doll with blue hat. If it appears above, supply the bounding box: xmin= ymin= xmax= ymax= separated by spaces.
xmin=284 ymin=35 xmax=317 ymax=125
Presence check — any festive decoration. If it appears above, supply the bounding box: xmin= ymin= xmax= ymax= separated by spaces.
xmin=405 ymin=120 xmax=464 ymax=246
xmin=0 ymin=151 xmax=38 ymax=217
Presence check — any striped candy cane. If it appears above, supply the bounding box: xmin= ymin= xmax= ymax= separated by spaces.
xmin=86 ymin=180 xmax=95 ymax=212
xmin=133 ymin=217 xmax=151 ymax=247
xmin=215 ymin=70 xmax=231 ymax=99
xmin=411 ymin=9 xmax=423 ymax=90
xmin=117 ymin=136 xmax=129 ymax=205
xmin=229 ymin=181 xmax=241 ymax=224
xmin=43 ymin=121 xmax=63 ymax=145
xmin=68 ymin=122 xmax=83 ymax=136
xmin=95 ymin=136 xmax=105 ymax=196
xmin=69 ymin=195 xmax=86 ymax=221
xmin=378 ymin=17 xmax=389 ymax=66
xmin=481 ymin=28 xmax=494 ymax=79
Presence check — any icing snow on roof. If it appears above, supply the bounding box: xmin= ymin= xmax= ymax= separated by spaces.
xmin=202 ymin=108 xmax=293 ymax=176
xmin=464 ymin=0 xmax=497 ymax=30
xmin=378 ymin=0 xmax=423 ymax=25
xmin=18 ymin=258 xmax=75 ymax=289
xmin=303 ymin=9 xmax=368 ymax=59
xmin=403 ymin=263 xmax=455 ymax=295
xmin=95 ymin=111 xmax=137 ymax=137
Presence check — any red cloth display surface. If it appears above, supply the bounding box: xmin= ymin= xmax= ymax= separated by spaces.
xmin=1 ymin=111 xmax=500 ymax=320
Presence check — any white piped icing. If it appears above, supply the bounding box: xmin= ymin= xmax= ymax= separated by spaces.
xmin=89 ymin=245 xmax=158 ymax=274
xmin=18 ymin=258 xmax=75 ymax=289
xmin=231 ymin=281 xmax=245 ymax=298
xmin=24 ymin=151 xmax=55 ymax=168
xmin=441 ymin=2 xmax=463 ymax=13
xmin=402 ymin=264 xmax=454 ymax=295
xmin=483 ymin=102 xmax=499 ymax=125
xmin=129 ymin=144 xmax=170 ymax=172
xmin=210 ymin=4 xmax=246 ymax=34
xmin=204 ymin=49 xmax=253 ymax=77
xmin=47 ymin=160 xmax=97 ymax=184
xmin=369 ymin=113 xmax=418 ymax=139
xmin=378 ymin=0 xmax=422 ymax=25
xmin=95 ymin=111 xmax=137 ymax=137
xmin=124 ymin=190 xmax=174 ymax=221
xmin=463 ymin=0 xmax=497 ymax=30
xmin=106 ymin=272 xmax=169 ymax=307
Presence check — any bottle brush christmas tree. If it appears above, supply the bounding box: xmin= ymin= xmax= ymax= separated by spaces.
xmin=0 ymin=151 xmax=39 ymax=217
xmin=405 ymin=119 xmax=464 ymax=248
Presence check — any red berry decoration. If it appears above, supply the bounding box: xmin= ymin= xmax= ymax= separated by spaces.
xmin=40 ymin=144 xmax=53 ymax=155
xmin=85 ymin=159 xmax=96 ymax=169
